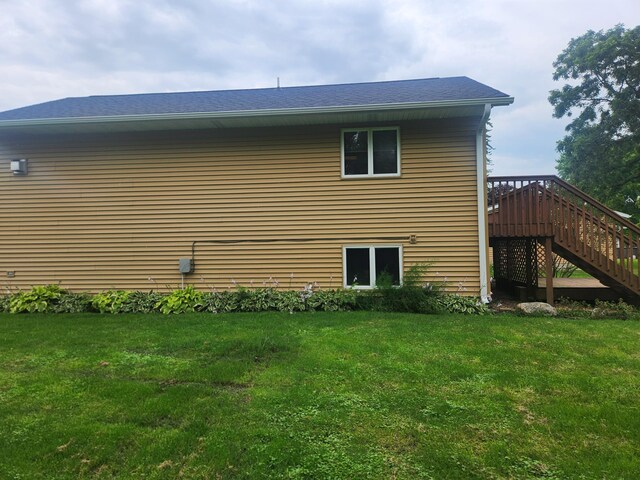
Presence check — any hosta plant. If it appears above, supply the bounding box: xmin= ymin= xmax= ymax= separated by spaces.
xmin=9 ymin=284 xmax=65 ymax=313
xmin=91 ymin=290 xmax=131 ymax=314
xmin=155 ymin=286 xmax=203 ymax=314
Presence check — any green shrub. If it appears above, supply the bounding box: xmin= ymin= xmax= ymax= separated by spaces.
xmin=51 ymin=292 xmax=93 ymax=313
xmin=202 ymin=291 xmax=239 ymax=313
xmin=156 ymin=286 xmax=203 ymax=314
xmin=403 ymin=262 xmax=435 ymax=288
xmin=555 ymin=298 xmax=639 ymax=320
xmin=275 ymin=290 xmax=306 ymax=313
xmin=121 ymin=291 xmax=164 ymax=313
xmin=364 ymin=263 xmax=442 ymax=314
xmin=350 ymin=263 xmax=490 ymax=315
xmin=555 ymin=298 xmax=592 ymax=318
xmin=591 ymin=299 xmax=639 ymax=320
xmin=370 ymin=286 xmax=440 ymax=313
xmin=91 ymin=290 xmax=131 ymax=314
xmin=353 ymin=290 xmax=378 ymax=311
xmin=9 ymin=285 xmax=65 ymax=313
xmin=307 ymin=289 xmax=358 ymax=311
xmin=236 ymin=287 xmax=278 ymax=312
xmin=435 ymin=294 xmax=490 ymax=315
xmin=200 ymin=287 xmax=360 ymax=314
xmin=2 ymin=270 xmax=497 ymax=317
xmin=0 ymin=295 xmax=10 ymax=313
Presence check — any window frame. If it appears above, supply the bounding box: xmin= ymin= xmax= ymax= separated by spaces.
xmin=340 ymin=127 xmax=401 ymax=178
xmin=342 ymin=244 xmax=403 ymax=289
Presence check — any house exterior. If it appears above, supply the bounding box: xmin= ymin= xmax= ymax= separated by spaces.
xmin=0 ymin=77 xmax=513 ymax=300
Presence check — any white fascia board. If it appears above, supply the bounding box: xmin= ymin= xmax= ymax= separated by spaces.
xmin=0 ymin=97 xmax=514 ymax=129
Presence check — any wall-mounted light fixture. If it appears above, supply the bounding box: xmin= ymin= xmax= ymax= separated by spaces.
xmin=10 ymin=159 xmax=28 ymax=175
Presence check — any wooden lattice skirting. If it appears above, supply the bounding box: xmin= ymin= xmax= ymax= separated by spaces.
xmin=492 ymin=238 xmax=539 ymax=299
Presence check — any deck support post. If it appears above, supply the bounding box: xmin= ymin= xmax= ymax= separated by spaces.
xmin=525 ymin=239 xmax=534 ymax=299
xmin=545 ymin=237 xmax=554 ymax=305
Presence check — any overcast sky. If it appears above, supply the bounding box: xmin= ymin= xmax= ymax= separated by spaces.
xmin=1 ymin=0 xmax=639 ymax=175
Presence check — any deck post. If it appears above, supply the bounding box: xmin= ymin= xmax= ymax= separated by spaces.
xmin=525 ymin=239 xmax=534 ymax=299
xmin=545 ymin=237 xmax=554 ymax=305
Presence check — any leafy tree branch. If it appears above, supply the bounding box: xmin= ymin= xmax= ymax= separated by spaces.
xmin=549 ymin=24 xmax=640 ymax=222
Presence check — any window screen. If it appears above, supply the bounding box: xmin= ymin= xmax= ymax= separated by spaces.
xmin=343 ymin=131 xmax=368 ymax=175
xmin=345 ymin=247 xmax=371 ymax=286
xmin=375 ymin=247 xmax=401 ymax=285
xmin=372 ymin=130 xmax=398 ymax=174
xmin=342 ymin=128 xmax=399 ymax=177
xmin=344 ymin=246 xmax=401 ymax=288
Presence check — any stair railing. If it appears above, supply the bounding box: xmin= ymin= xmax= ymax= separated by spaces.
xmin=488 ymin=175 xmax=639 ymax=290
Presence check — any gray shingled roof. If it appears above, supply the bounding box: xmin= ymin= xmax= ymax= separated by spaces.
xmin=0 ymin=77 xmax=511 ymax=122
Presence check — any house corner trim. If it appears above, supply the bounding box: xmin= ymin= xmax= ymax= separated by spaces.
xmin=477 ymin=104 xmax=492 ymax=303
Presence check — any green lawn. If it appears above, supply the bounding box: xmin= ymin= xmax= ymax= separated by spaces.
xmin=569 ymin=258 xmax=638 ymax=278
xmin=568 ymin=268 xmax=593 ymax=278
xmin=1 ymin=312 xmax=639 ymax=479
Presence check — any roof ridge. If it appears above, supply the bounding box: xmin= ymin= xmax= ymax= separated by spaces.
xmin=81 ymin=76 xmax=458 ymax=100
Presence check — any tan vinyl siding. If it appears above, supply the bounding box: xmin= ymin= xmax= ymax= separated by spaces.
xmin=0 ymin=118 xmax=482 ymax=293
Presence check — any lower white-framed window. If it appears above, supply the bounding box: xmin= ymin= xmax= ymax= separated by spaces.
xmin=342 ymin=245 xmax=403 ymax=288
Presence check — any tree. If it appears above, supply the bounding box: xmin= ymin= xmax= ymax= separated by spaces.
xmin=485 ymin=120 xmax=494 ymax=172
xmin=549 ymin=24 xmax=640 ymax=220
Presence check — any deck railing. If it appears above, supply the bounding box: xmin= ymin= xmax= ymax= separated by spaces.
xmin=488 ymin=175 xmax=640 ymax=292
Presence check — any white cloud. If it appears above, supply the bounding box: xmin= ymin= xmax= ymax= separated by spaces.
xmin=0 ymin=0 xmax=639 ymax=175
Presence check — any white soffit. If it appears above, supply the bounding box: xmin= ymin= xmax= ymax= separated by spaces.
xmin=0 ymin=103 xmax=499 ymax=135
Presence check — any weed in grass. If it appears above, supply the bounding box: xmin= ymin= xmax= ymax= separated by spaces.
xmin=507 ymin=456 xmax=564 ymax=479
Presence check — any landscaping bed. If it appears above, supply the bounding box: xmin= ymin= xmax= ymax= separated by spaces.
xmin=1 ymin=312 xmax=639 ymax=479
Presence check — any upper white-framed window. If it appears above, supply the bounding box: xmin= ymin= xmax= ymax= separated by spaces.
xmin=342 ymin=245 xmax=403 ymax=289
xmin=341 ymin=127 xmax=400 ymax=178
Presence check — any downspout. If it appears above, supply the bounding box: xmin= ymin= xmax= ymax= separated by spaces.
xmin=476 ymin=104 xmax=492 ymax=303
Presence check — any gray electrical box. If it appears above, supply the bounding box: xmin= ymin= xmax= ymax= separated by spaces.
xmin=178 ymin=258 xmax=193 ymax=274
xmin=10 ymin=159 xmax=28 ymax=175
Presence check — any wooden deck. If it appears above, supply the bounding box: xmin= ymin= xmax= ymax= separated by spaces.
xmin=538 ymin=278 xmax=605 ymax=288
xmin=488 ymin=175 xmax=640 ymax=304
xmin=536 ymin=277 xmax=620 ymax=302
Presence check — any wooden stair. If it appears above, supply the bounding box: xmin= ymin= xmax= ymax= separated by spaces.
xmin=488 ymin=176 xmax=640 ymax=302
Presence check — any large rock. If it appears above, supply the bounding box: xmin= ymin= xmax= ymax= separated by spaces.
xmin=516 ymin=302 xmax=557 ymax=316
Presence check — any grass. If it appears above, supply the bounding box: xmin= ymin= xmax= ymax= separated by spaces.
xmin=491 ymin=258 xmax=638 ymax=279
xmin=1 ymin=312 xmax=639 ymax=479
xmin=569 ymin=258 xmax=638 ymax=278
xmin=568 ymin=268 xmax=592 ymax=278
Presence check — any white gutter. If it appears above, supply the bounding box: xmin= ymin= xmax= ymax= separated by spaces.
xmin=0 ymin=96 xmax=514 ymax=129
xmin=476 ymin=104 xmax=492 ymax=303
